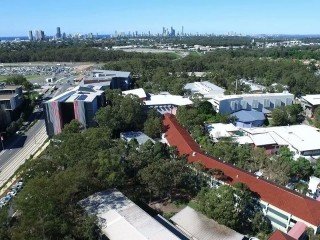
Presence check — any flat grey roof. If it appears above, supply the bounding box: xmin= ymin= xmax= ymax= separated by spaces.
xmin=171 ymin=206 xmax=244 ymax=240
xmin=120 ymin=131 xmax=155 ymax=145
xmin=79 ymin=190 xmax=180 ymax=240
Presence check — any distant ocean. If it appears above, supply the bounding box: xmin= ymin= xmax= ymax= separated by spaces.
xmin=0 ymin=35 xmax=111 ymax=41
xmin=0 ymin=36 xmax=28 ymax=41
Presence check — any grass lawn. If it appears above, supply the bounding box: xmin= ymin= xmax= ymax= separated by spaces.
xmin=0 ymin=74 xmax=45 ymax=82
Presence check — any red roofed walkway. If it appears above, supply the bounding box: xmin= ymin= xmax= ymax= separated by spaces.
xmin=163 ymin=114 xmax=320 ymax=229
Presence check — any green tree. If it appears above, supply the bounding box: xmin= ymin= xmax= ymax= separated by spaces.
xmin=314 ymin=107 xmax=320 ymax=128
xmin=5 ymin=75 xmax=33 ymax=91
xmin=196 ymin=184 xmax=271 ymax=234
xmin=271 ymin=108 xmax=290 ymax=126
xmin=291 ymin=157 xmax=313 ymax=180
xmin=143 ymin=111 xmax=162 ymax=138
xmin=287 ymin=104 xmax=304 ymax=124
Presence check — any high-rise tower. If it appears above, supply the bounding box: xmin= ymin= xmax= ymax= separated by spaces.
xmin=56 ymin=27 xmax=61 ymax=39
xmin=28 ymin=30 xmax=33 ymax=41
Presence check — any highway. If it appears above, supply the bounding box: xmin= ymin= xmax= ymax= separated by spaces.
xmin=0 ymin=120 xmax=48 ymax=187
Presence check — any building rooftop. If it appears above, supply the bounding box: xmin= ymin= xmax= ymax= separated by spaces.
xmin=268 ymin=230 xmax=296 ymax=240
xmin=144 ymin=94 xmax=193 ymax=106
xmin=90 ymin=70 xmax=131 ymax=79
xmin=122 ymin=88 xmax=147 ymax=99
xmin=120 ymin=131 xmax=155 ymax=145
xmin=287 ymin=222 xmax=306 ymax=240
xmin=231 ymin=110 xmax=266 ymax=122
xmin=213 ymin=92 xmax=294 ymax=101
xmin=0 ymin=94 xmax=15 ymax=101
xmin=242 ymin=125 xmax=320 ymax=153
xmin=184 ymin=81 xmax=225 ymax=98
xmin=171 ymin=206 xmax=244 ymax=240
xmin=0 ymin=85 xmax=21 ymax=91
xmin=79 ymin=190 xmax=180 ymax=240
xmin=205 ymin=123 xmax=239 ymax=139
xmin=163 ymin=114 xmax=320 ymax=227
xmin=301 ymin=94 xmax=320 ymax=106
xmin=46 ymin=86 xmax=104 ymax=103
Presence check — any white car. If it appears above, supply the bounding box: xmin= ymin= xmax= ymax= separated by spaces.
xmin=8 ymin=190 xmax=17 ymax=197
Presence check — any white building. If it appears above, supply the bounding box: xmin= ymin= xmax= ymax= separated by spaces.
xmin=120 ymin=131 xmax=155 ymax=145
xmin=239 ymin=79 xmax=266 ymax=93
xmin=205 ymin=123 xmax=239 ymax=141
xmin=239 ymin=125 xmax=320 ymax=159
xmin=122 ymin=88 xmax=147 ymax=100
xmin=300 ymin=94 xmax=320 ymax=117
xmin=209 ymin=92 xmax=294 ymax=115
xmin=79 ymin=190 xmax=180 ymax=240
xmin=308 ymin=176 xmax=320 ymax=200
xmin=171 ymin=206 xmax=244 ymax=240
xmin=184 ymin=81 xmax=225 ymax=98
xmin=144 ymin=93 xmax=193 ymax=115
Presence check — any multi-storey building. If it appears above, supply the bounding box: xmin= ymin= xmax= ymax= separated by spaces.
xmin=44 ymin=86 xmax=105 ymax=136
xmin=209 ymin=92 xmax=294 ymax=115
xmin=0 ymin=84 xmax=24 ymax=130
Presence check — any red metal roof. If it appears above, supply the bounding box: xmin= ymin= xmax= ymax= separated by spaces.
xmin=163 ymin=114 xmax=320 ymax=226
xmin=269 ymin=230 xmax=296 ymax=240
xmin=287 ymin=222 xmax=306 ymax=239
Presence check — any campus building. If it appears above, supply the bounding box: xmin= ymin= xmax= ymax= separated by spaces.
xmin=144 ymin=92 xmax=193 ymax=115
xmin=209 ymin=92 xmax=294 ymax=115
xmin=163 ymin=114 xmax=320 ymax=235
xmin=239 ymin=125 xmax=320 ymax=159
xmin=0 ymin=84 xmax=24 ymax=130
xmin=44 ymin=86 xmax=105 ymax=136
xmin=79 ymin=190 xmax=183 ymax=240
xmin=184 ymin=81 xmax=225 ymax=98
xmin=300 ymin=94 xmax=320 ymax=117
xmin=81 ymin=70 xmax=133 ymax=90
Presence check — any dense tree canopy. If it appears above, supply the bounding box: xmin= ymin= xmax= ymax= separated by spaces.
xmin=195 ymin=184 xmax=272 ymax=235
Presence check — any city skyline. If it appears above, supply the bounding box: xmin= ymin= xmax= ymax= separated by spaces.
xmin=1 ymin=0 xmax=320 ymax=37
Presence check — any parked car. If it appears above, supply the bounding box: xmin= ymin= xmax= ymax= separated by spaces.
xmin=8 ymin=190 xmax=17 ymax=197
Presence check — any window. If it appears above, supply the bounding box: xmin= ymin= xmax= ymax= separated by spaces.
xmin=268 ymin=207 xmax=289 ymax=220
xmin=286 ymin=98 xmax=293 ymax=105
xmin=252 ymin=100 xmax=259 ymax=109
xmin=241 ymin=100 xmax=247 ymax=110
xmin=275 ymin=99 xmax=282 ymax=107
xmin=267 ymin=215 xmax=288 ymax=228
xmin=264 ymin=99 xmax=270 ymax=108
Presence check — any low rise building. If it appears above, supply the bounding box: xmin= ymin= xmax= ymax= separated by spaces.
xmin=240 ymin=79 xmax=266 ymax=93
xmin=308 ymin=176 xmax=320 ymax=200
xmin=79 ymin=190 xmax=181 ymax=240
xmin=239 ymin=125 xmax=320 ymax=159
xmin=120 ymin=131 xmax=155 ymax=145
xmin=122 ymin=88 xmax=147 ymax=100
xmin=82 ymin=70 xmax=133 ymax=90
xmin=205 ymin=123 xmax=240 ymax=141
xmin=144 ymin=93 xmax=193 ymax=115
xmin=231 ymin=110 xmax=266 ymax=127
xmin=300 ymin=94 xmax=320 ymax=117
xmin=171 ymin=206 xmax=244 ymax=240
xmin=44 ymin=85 xmax=105 ymax=136
xmin=184 ymin=81 xmax=225 ymax=98
xmin=209 ymin=92 xmax=294 ymax=115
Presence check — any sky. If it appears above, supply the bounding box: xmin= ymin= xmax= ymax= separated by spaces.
xmin=0 ymin=0 xmax=320 ymax=37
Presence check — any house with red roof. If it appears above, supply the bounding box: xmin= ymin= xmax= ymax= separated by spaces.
xmin=163 ymin=114 xmax=320 ymax=235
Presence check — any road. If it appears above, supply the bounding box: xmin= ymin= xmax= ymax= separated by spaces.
xmin=0 ymin=76 xmax=77 ymax=188
xmin=0 ymin=120 xmax=48 ymax=187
